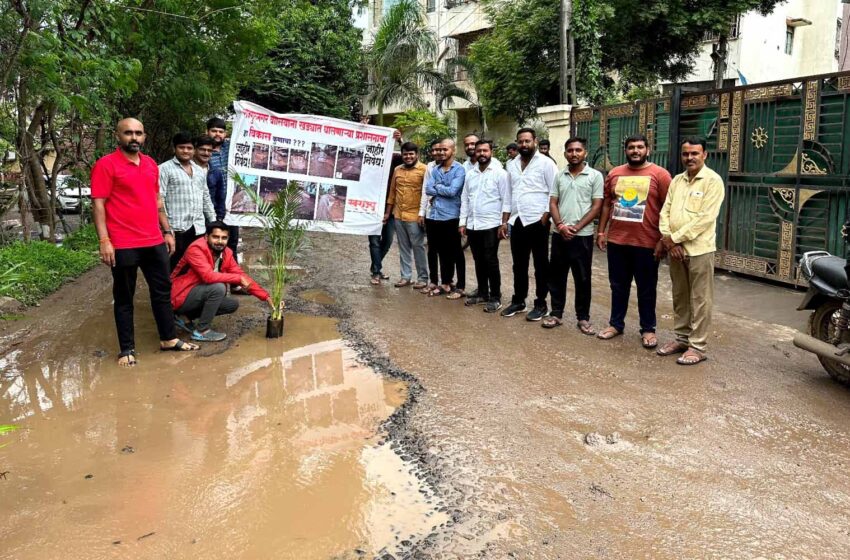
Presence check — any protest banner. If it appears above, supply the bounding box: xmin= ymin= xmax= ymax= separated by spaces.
xmin=226 ymin=100 xmax=395 ymax=235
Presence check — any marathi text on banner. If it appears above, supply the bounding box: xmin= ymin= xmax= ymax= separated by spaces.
xmin=225 ymin=100 xmax=395 ymax=235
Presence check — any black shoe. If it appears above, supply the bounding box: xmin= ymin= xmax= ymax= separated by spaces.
xmin=484 ymin=300 xmax=503 ymax=313
xmin=465 ymin=296 xmax=488 ymax=306
xmin=526 ymin=306 xmax=548 ymax=321
xmin=500 ymin=302 xmax=527 ymax=317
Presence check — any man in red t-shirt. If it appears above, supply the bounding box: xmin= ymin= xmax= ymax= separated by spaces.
xmin=92 ymin=118 xmax=199 ymax=366
xmin=596 ymin=134 xmax=672 ymax=348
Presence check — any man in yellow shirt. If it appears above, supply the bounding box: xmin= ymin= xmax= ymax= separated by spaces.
xmin=657 ymin=137 xmax=725 ymax=365
xmin=384 ymin=142 xmax=429 ymax=288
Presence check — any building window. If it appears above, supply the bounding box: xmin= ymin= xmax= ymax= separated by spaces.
xmin=703 ymin=14 xmax=741 ymax=42
xmin=836 ymin=18 xmax=842 ymax=61
xmin=785 ymin=26 xmax=794 ymax=55
xmin=427 ymin=0 xmax=436 ymax=12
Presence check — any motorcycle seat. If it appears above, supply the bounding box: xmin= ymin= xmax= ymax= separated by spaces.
xmin=811 ymin=255 xmax=848 ymax=292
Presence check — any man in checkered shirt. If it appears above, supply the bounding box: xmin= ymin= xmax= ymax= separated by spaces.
xmin=159 ymin=131 xmax=216 ymax=269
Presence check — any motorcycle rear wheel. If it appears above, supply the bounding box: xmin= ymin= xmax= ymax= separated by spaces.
xmin=810 ymin=301 xmax=850 ymax=386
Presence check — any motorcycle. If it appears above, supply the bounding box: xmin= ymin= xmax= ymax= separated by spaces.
xmin=792 ymin=248 xmax=850 ymax=385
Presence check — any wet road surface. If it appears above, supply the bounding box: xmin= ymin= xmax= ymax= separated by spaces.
xmin=1 ymin=231 xmax=850 ymax=559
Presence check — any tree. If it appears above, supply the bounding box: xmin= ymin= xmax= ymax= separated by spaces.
xmin=468 ymin=0 xmax=784 ymax=123
xmin=364 ymin=0 xmax=469 ymax=126
xmin=0 ymin=0 xmax=284 ymax=239
xmin=240 ymin=0 xmax=365 ymax=119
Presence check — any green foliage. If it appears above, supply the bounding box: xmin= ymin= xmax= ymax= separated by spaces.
xmin=241 ymin=0 xmax=365 ymax=119
xmin=0 ymin=235 xmax=98 ymax=305
xmin=236 ymin=176 xmax=307 ymax=320
xmin=469 ymin=0 xmax=784 ymax=121
xmin=0 ymin=423 xmax=19 ymax=448
xmin=61 ymin=224 xmax=99 ymax=253
xmin=365 ymin=0 xmax=470 ymax=125
xmin=392 ymin=109 xmax=454 ymax=157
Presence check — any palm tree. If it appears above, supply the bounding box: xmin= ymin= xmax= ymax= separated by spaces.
xmin=365 ymin=0 xmax=470 ymax=126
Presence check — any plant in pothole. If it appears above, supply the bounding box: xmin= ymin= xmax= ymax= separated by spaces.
xmin=232 ymin=172 xmax=308 ymax=338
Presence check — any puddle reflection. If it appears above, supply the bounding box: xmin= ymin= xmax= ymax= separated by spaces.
xmin=0 ymin=314 xmax=444 ymax=559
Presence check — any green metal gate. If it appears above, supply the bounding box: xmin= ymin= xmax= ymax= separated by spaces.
xmin=571 ymin=72 xmax=850 ymax=286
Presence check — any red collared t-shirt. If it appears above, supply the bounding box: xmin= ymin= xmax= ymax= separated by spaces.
xmin=91 ymin=148 xmax=163 ymax=249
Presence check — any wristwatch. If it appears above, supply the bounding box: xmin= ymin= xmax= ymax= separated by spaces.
xmin=163 ymin=230 xmax=174 ymax=236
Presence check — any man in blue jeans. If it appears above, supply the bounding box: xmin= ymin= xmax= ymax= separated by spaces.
xmin=370 ymin=151 xmax=403 ymax=284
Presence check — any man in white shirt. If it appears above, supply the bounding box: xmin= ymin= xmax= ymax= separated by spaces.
xmin=501 ymin=127 xmax=559 ymax=321
xmin=459 ymin=139 xmax=511 ymax=313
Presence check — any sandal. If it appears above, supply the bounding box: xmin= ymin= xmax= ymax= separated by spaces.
xmin=394 ymin=279 xmax=413 ymax=288
xmin=428 ymin=286 xmax=448 ymax=297
xmin=117 ymin=349 xmax=136 ymax=367
xmin=641 ymin=332 xmax=658 ymax=349
xmin=380 ymin=272 xmax=390 ymax=280
xmin=412 ymin=281 xmax=427 ymax=290
xmin=656 ymin=340 xmax=688 ymax=356
xmin=420 ymin=283 xmax=436 ymax=294
xmin=677 ymin=348 xmax=707 ymax=365
xmin=446 ymin=289 xmax=465 ymax=300
xmin=596 ymin=326 xmax=622 ymax=340
xmin=542 ymin=316 xmax=563 ymax=329
xmin=160 ymin=339 xmax=199 ymax=352
xmin=577 ymin=320 xmax=596 ymax=336
xmin=370 ymin=275 xmax=381 ymax=285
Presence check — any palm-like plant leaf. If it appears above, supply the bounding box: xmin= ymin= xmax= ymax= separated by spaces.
xmin=231 ymin=173 xmax=307 ymax=321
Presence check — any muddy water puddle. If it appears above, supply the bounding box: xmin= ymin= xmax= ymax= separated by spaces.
xmin=0 ymin=313 xmax=446 ymax=559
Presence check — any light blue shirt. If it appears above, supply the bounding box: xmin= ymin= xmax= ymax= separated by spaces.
xmin=425 ymin=161 xmax=465 ymax=221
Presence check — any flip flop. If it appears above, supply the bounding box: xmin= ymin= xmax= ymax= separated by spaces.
xmin=577 ymin=320 xmax=596 ymax=336
xmin=160 ymin=339 xmax=199 ymax=352
xmin=542 ymin=316 xmax=563 ymax=329
xmin=419 ymin=283 xmax=436 ymax=294
xmin=394 ymin=279 xmax=413 ymax=287
xmin=656 ymin=341 xmax=689 ymax=356
xmin=446 ymin=289 xmax=465 ymax=300
xmin=677 ymin=348 xmax=707 ymax=365
xmin=370 ymin=276 xmax=381 ymax=285
xmin=428 ymin=286 xmax=448 ymax=297
xmin=117 ymin=349 xmax=136 ymax=367
xmin=596 ymin=326 xmax=622 ymax=340
xmin=641 ymin=332 xmax=658 ymax=349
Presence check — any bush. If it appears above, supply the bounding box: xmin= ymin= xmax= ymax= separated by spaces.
xmin=0 ymin=225 xmax=99 ymax=305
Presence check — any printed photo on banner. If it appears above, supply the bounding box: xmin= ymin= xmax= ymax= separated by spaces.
xmin=294 ymin=181 xmax=318 ymax=220
xmin=269 ymin=146 xmax=289 ymax=171
xmin=227 ymin=100 xmax=396 ymax=235
xmin=335 ymin=147 xmax=364 ymax=181
xmin=289 ymin=148 xmax=309 ymax=175
xmin=251 ymin=143 xmax=269 ymax=170
xmin=309 ymin=144 xmax=338 ymax=179
xmin=232 ymin=174 xmax=259 ymax=214
xmin=315 ymin=184 xmax=347 ymax=223
xmin=259 ymin=177 xmax=287 ymax=203
xmin=612 ymin=176 xmax=650 ymax=222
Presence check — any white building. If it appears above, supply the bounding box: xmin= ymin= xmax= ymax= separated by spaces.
xmin=363 ymin=0 xmax=518 ymax=145
xmin=671 ymin=0 xmax=844 ymax=91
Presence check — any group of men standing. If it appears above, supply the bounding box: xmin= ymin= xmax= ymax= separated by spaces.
xmin=374 ymin=129 xmax=725 ymax=366
xmin=92 ymin=117 xmax=269 ymax=366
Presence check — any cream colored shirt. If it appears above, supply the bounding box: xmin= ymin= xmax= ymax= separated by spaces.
xmin=659 ymin=165 xmax=725 ymax=257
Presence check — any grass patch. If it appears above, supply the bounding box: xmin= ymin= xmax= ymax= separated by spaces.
xmin=0 ymin=225 xmax=99 ymax=305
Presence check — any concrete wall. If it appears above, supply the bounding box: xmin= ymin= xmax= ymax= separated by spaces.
xmin=674 ymin=0 xmax=842 ymax=86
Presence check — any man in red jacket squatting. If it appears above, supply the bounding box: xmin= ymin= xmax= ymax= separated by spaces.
xmin=171 ymin=221 xmax=270 ymax=342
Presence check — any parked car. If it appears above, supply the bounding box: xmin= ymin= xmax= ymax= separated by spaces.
xmin=55 ymin=175 xmax=90 ymax=213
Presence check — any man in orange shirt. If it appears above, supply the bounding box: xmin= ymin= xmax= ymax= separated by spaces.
xmin=596 ymin=134 xmax=672 ymax=349
xmin=384 ymin=142 xmax=429 ymax=289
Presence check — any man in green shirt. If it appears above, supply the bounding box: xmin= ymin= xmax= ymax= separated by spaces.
xmin=543 ymin=137 xmax=604 ymax=333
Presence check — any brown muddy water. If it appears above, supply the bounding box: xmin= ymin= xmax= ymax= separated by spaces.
xmin=0 ymin=311 xmax=446 ymax=559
